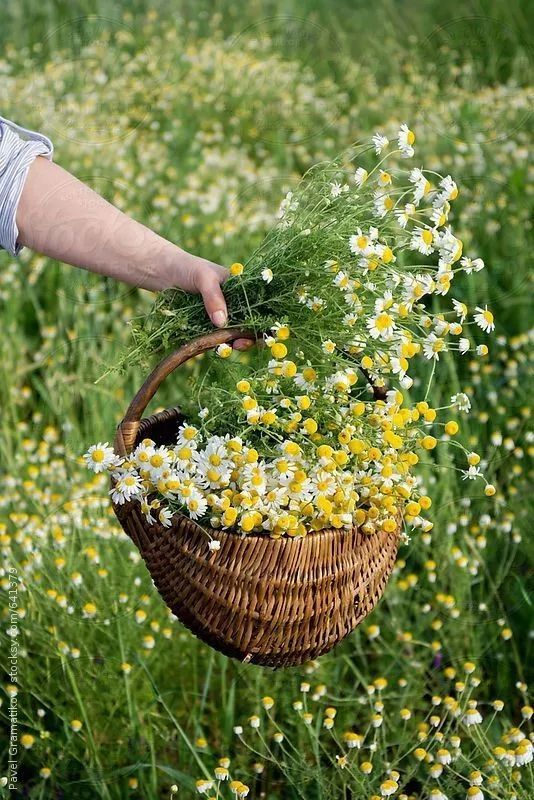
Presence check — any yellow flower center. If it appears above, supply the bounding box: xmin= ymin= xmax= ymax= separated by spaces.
xmin=381 ymin=247 xmax=394 ymax=263
xmin=375 ymin=312 xmax=393 ymax=331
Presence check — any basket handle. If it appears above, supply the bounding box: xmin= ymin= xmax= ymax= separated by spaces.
xmin=114 ymin=327 xmax=387 ymax=456
xmin=114 ymin=327 xmax=258 ymax=455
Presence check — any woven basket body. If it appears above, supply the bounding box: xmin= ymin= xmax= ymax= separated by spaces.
xmin=112 ymin=330 xmax=400 ymax=668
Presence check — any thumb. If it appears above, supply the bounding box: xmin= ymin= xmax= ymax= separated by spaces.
xmin=197 ymin=270 xmax=228 ymax=327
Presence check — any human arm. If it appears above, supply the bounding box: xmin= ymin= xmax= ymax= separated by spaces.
xmin=0 ymin=116 xmax=252 ymax=348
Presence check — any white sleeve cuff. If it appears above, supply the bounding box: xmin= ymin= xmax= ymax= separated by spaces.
xmin=0 ymin=116 xmax=54 ymax=256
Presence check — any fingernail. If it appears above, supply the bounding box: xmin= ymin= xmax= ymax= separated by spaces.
xmin=212 ymin=310 xmax=227 ymax=327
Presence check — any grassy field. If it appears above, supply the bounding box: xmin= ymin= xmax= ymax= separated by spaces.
xmin=0 ymin=1 xmax=533 ymax=798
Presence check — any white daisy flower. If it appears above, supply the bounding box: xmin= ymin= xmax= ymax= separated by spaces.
xmin=431 ymin=205 xmax=448 ymax=227
xmin=434 ymin=227 xmax=462 ymax=265
xmin=422 ymin=334 xmax=446 ymax=361
xmin=451 ymin=392 xmax=471 ymax=412
xmin=322 ymin=339 xmax=336 ymax=354
xmin=349 ymin=227 xmax=376 ymax=256
xmin=458 ymin=338 xmax=470 ymax=354
xmin=462 ymin=707 xmax=483 ymax=725
xmin=330 ymin=181 xmax=349 ymax=198
xmin=242 ymin=461 xmax=267 ymax=491
xmin=390 ymin=356 xmax=408 ymax=379
xmin=294 ymin=368 xmax=317 ymax=390
xmin=146 ymin=445 xmax=173 ymax=478
xmin=216 ymin=343 xmax=232 ymax=358
xmin=429 ymin=790 xmax=448 ymax=800
xmin=259 ymin=487 xmax=287 ymax=516
xmin=109 ymin=472 xmax=144 ymax=504
xmin=84 ymin=443 xmax=122 ymax=473
xmin=409 ymin=168 xmax=430 ymax=203
xmin=436 ymin=175 xmax=458 ymax=203
xmin=342 ymin=312 xmax=359 ymax=327
xmin=460 ymin=257 xmax=484 ymax=274
xmin=158 ymin=507 xmax=173 ymax=528
xmin=185 ymin=489 xmax=209 ymax=520
xmin=325 ymin=371 xmax=352 ymax=393
xmin=333 ymin=270 xmax=351 ymax=290
xmin=330 ymin=181 xmax=342 ymax=197
xmin=305 ymin=295 xmax=326 ymax=312
xmin=397 ymin=123 xmax=415 ymax=157
xmin=176 ymin=424 xmax=200 ymax=449
xmin=410 ymin=227 xmax=435 ymax=255
xmin=277 ymin=190 xmax=297 ymax=219
xmin=374 ymin=290 xmax=394 ymax=313
xmin=372 ymin=132 xmax=389 ymax=154
xmin=367 ymin=311 xmax=396 ymax=340
xmin=452 ymin=299 xmax=468 ymax=321
xmin=462 ymin=466 xmax=481 ymax=480
xmin=395 ymin=202 xmax=416 ymax=228
xmin=473 ymin=306 xmax=495 ymax=333
xmin=354 ymin=167 xmax=368 ymax=187
xmin=400 ymin=374 xmax=414 ymax=389
xmin=373 ymin=192 xmax=394 ymax=218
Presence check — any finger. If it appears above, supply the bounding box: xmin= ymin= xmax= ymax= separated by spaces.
xmin=232 ymin=338 xmax=255 ymax=350
xmin=197 ymin=272 xmax=228 ymax=327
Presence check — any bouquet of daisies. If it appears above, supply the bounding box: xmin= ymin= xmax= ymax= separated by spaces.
xmin=85 ymin=125 xmax=495 ymax=541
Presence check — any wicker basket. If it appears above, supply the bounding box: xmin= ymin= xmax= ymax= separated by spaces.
xmin=112 ymin=328 xmax=400 ymax=668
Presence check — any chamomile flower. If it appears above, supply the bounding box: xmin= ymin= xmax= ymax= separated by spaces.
xmin=158 ymin=507 xmax=173 ymax=528
xmin=410 ymin=227 xmax=435 ymax=255
xmin=474 ymin=306 xmax=495 ymax=333
xmin=451 ymin=393 xmax=472 ymax=412
xmin=435 ymin=175 xmax=459 ymax=204
xmin=110 ymin=472 xmax=144 ymax=504
xmin=349 ymin=227 xmax=376 ymax=256
xmin=185 ymin=489 xmax=209 ymax=520
xmin=423 ymin=334 xmax=446 ymax=361
xmin=462 ymin=466 xmax=482 ymax=481
xmin=354 ymin=167 xmax=368 ymax=187
xmin=372 ymin=132 xmax=389 ymax=154
xmin=452 ymin=299 xmax=468 ymax=322
xmin=367 ymin=311 xmax=396 ymax=340
xmin=409 ymin=168 xmax=430 ymax=203
xmin=397 ymin=123 xmax=416 ymax=157
xmin=395 ymin=202 xmax=416 ymax=228
xmin=460 ymin=257 xmax=485 ymax=274
xmin=84 ymin=443 xmax=122 ymax=473
xmin=216 ymin=343 xmax=233 ymax=358
xmin=374 ymin=192 xmax=395 ymax=218
xmin=458 ymin=338 xmax=470 ymax=354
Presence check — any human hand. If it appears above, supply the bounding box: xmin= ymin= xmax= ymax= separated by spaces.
xmin=170 ymin=250 xmax=255 ymax=351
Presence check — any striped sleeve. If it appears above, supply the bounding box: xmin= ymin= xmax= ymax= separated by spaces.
xmin=0 ymin=115 xmax=54 ymax=256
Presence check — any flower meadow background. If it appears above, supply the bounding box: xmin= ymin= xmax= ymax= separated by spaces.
xmin=0 ymin=0 xmax=533 ymax=798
